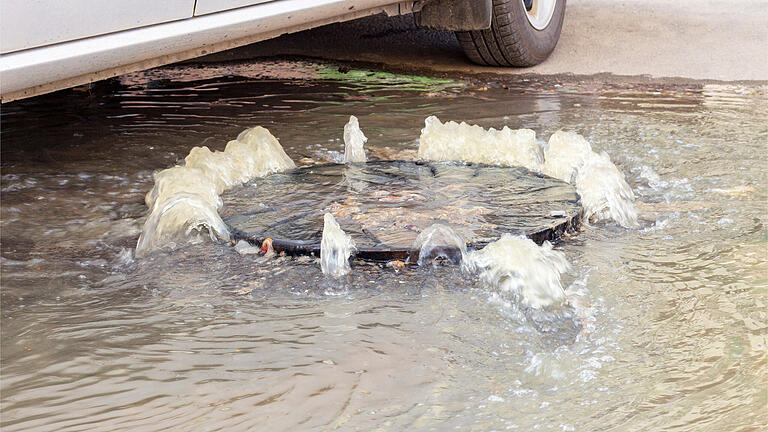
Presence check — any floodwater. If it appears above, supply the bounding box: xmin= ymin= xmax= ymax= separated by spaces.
xmin=1 ymin=60 xmax=766 ymax=431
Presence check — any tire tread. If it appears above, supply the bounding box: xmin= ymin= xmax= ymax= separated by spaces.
xmin=457 ymin=0 xmax=565 ymax=67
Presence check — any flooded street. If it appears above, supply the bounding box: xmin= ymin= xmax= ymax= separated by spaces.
xmin=1 ymin=60 xmax=766 ymax=431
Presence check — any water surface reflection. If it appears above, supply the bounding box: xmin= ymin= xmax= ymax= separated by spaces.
xmin=2 ymin=60 xmax=766 ymax=431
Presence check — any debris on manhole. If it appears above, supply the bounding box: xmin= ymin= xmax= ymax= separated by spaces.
xmin=222 ymin=160 xmax=583 ymax=263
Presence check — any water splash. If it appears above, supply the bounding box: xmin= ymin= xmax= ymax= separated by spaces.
xmin=463 ymin=234 xmax=570 ymax=309
xmin=417 ymin=122 xmax=637 ymax=227
xmin=575 ymin=151 xmax=638 ymax=228
xmin=411 ymin=223 xmax=467 ymax=266
xmin=541 ymin=131 xmax=593 ymax=183
xmin=320 ymin=213 xmax=357 ymax=277
xmin=418 ymin=116 xmax=543 ymax=172
xmin=638 ymin=165 xmax=669 ymax=190
xmin=543 ymin=131 xmax=637 ymax=227
xmin=136 ymin=166 xmax=230 ymax=256
xmin=343 ymin=115 xmax=367 ymax=163
xmin=136 ymin=126 xmax=295 ymax=257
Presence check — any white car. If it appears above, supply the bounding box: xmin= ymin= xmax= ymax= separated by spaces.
xmin=0 ymin=0 xmax=565 ymax=102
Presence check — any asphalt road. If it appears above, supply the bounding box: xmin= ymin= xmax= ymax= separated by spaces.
xmin=200 ymin=0 xmax=767 ymax=82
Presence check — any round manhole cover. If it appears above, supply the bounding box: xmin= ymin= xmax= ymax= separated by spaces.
xmin=222 ymin=161 xmax=582 ymax=261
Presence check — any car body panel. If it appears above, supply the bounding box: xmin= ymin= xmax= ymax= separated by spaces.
xmin=0 ymin=0 xmax=405 ymax=101
xmin=0 ymin=0 xmax=195 ymax=54
xmin=195 ymin=0 xmax=275 ymax=16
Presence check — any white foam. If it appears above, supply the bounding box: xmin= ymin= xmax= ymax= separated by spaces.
xmin=343 ymin=115 xmax=368 ymax=163
xmin=575 ymin=151 xmax=638 ymax=228
xmin=543 ymin=131 xmax=637 ymax=228
xmin=463 ymin=234 xmax=570 ymax=309
xmin=420 ymin=123 xmax=638 ymax=227
xmin=320 ymin=213 xmax=357 ymax=277
xmin=136 ymin=126 xmax=295 ymax=257
xmin=542 ymin=131 xmax=593 ymax=183
xmin=418 ymin=116 xmax=543 ymax=172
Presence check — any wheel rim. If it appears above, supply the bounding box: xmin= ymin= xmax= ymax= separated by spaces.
xmin=521 ymin=0 xmax=557 ymax=30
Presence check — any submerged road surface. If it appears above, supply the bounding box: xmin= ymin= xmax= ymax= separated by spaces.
xmin=2 ymin=2 xmax=766 ymax=428
xmin=1 ymin=60 xmax=766 ymax=431
xmin=199 ymin=0 xmax=768 ymax=82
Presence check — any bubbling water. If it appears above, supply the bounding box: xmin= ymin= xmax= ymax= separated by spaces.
xmin=463 ymin=234 xmax=570 ymax=310
xmin=136 ymin=116 xmax=634 ymax=272
xmin=418 ymin=116 xmax=543 ymax=172
xmin=541 ymin=131 xmax=593 ymax=183
xmin=411 ymin=223 xmax=467 ymax=266
xmin=543 ymin=131 xmax=638 ymax=227
xmin=343 ymin=115 xmax=367 ymax=163
xmin=574 ymin=151 xmax=638 ymax=228
xmin=136 ymin=126 xmax=295 ymax=257
xmin=137 ymin=165 xmax=230 ymax=256
xmin=320 ymin=213 xmax=357 ymax=277
xmin=418 ymin=118 xmax=637 ymax=228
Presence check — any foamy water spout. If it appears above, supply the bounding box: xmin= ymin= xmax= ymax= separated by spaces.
xmin=419 ymin=120 xmax=637 ymax=227
xmin=136 ymin=126 xmax=295 ymax=257
xmin=543 ymin=131 xmax=637 ymax=227
xmin=463 ymin=234 xmax=570 ymax=309
xmin=320 ymin=213 xmax=357 ymax=277
xmin=412 ymin=223 xmax=467 ymax=266
xmin=343 ymin=115 xmax=367 ymax=163
xmin=541 ymin=131 xmax=592 ymax=183
xmin=418 ymin=116 xmax=543 ymax=171
xmin=575 ymin=151 xmax=638 ymax=227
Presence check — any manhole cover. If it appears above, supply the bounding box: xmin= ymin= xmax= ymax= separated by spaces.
xmin=221 ymin=161 xmax=582 ymax=261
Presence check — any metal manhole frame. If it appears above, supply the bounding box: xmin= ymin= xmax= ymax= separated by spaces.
xmin=226 ymin=160 xmax=583 ymax=263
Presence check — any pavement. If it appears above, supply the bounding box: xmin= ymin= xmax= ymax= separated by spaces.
xmin=197 ymin=0 xmax=768 ymax=82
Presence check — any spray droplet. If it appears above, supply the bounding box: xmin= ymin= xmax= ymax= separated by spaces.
xmin=343 ymin=115 xmax=367 ymax=163
xmin=320 ymin=213 xmax=356 ymax=277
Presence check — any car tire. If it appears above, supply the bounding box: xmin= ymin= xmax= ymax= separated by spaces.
xmin=456 ymin=0 xmax=566 ymax=67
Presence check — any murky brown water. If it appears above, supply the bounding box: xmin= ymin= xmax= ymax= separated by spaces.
xmin=2 ymin=60 xmax=766 ymax=431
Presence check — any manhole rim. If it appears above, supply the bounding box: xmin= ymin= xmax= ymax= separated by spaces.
xmin=226 ymin=160 xmax=583 ymax=262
